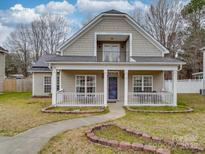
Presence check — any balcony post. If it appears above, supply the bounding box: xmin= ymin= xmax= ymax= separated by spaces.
xmin=124 ymin=69 xmax=128 ymax=106
xmin=52 ymin=67 xmax=57 ymax=106
xmin=172 ymin=70 xmax=177 ymax=106
xmin=104 ymin=69 xmax=108 ymax=107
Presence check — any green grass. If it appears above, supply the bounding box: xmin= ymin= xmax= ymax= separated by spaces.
xmin=39 ymin=94 xmax=205 ymax=154
xmin=0 ymin=92 xmax=108 ymax=136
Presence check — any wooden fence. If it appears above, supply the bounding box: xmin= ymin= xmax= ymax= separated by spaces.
xmin=3 ymin=78 xmax=32 ymax=92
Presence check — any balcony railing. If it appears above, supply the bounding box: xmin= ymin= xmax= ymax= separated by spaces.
xmin=128 ymin=92 xmax=173 ymax=106
xmin=56 ymin=91 xmax=104 ymax=106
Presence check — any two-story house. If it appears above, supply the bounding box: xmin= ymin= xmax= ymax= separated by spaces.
xmin=31 ymin=10 xmax=185 ymax=106
xmin=0 ymin=47 xmax=7 ymax=92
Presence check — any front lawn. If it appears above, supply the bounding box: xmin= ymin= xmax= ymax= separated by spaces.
xmin=40 ymin=94 xmax=205 ymax=154
xmin=0 ymin=93 xmax=107 ymax=136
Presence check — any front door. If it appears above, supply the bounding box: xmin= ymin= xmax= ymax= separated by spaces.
xmin=108 ymin=77 xmax=118 ymax=101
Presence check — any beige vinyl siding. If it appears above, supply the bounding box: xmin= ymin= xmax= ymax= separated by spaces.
xmin=0 ymin=53 xmax=5 ymax=92
xmin=60 ymin=70 xmax=163 ymax=102
xmin=32 ymin=72 xmax=51 ymax=96
xmin=63 ymin=16 xmax=162 ymax=57
xmin=128 ymin=71 xmax=164 ymax=93
xmin=61 ymin=70 xmax=104 ymax=92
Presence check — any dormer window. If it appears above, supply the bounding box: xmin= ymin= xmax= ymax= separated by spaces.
xmin=103 ymin=44 xmax=120 ymax=62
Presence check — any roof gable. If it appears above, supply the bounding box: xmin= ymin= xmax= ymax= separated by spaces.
xmin=58 ymin=10 xmax=169 ymax=55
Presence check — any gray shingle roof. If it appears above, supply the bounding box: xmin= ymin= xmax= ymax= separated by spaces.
xmin=102 ymin=9 xmax=125 ymax=15
xmin=0 ymin=47 xmax=8 ymax=53
xmin=31 ymin=55 xmax=185 ymax=72
xmin=47 ymin=55 xmax=97 ymax=62
xmin=131 ymin=56 xmax=185 ymax=64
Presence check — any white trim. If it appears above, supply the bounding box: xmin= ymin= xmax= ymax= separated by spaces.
xmin=172 ymin=70 xmax=177 ymax=106
xmin=95 ymin=32 xmax=132 ymax=58
xmin=43 ymin=75 xmax=52 ymax=94
xmin=75 ymin=75 xmax=97 ymax=95
xmin=124 ymin=69 xmax=128 ymax=106
xmin=132 ymin=75 xmax=153 ymax=92
xmin=104 ymin=69 xmax=108 ymax=106
xmin=102 ymin=43 xmax=120 ymax=62
xmin=59 ymin=70 xmax=62 ymax=90
xmin=108 ymin=73 xmax=119 ymax=101
xmin=48 ymin=61 xmax=185 ymax=65
xmin=52 ymin=68 xmax=57 ymax=106
xmin=32 ymin=73 xmax=35 ymax=96
xmin=55 ymin=64 xmax=179 ymax=71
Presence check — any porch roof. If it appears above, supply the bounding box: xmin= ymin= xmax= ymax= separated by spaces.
xmin=131 ymin=56 xmax=185 ymax=64
xmin=47 ymin=55 xmax=97 ymax=62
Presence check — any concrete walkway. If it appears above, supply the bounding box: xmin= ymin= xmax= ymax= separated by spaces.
xmin=0 ymin=103 xmax=125 ymax=154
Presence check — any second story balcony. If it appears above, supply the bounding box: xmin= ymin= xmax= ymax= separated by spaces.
xmin=96 ymin=33 xmax=131 ymax=62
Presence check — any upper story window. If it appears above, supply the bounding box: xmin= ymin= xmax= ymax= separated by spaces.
xmin=103 ymin=44 xmax=120 ymax=62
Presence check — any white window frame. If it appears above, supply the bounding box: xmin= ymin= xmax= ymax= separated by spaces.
xmin=75 ymin=75 xmax=96 ymax=95
xmin=102 ymin=43 xmax=120 ymax=62
xmin=44 ymin=76 xmax=52 ymax=93
xmin=132 ymin=75 xmax=153 ymax=92
xmin=94 ymin=32 xmax=132 ymax=57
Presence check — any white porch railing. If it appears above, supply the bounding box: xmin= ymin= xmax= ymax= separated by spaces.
xmin=128 ymin=92 xmax=173 ymax=106
xmin=56 ymin=91 xmax=105 ymax=106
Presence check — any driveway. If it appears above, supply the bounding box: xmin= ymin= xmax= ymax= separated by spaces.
xmin=0 ymin=103 xmax=125 ymax=154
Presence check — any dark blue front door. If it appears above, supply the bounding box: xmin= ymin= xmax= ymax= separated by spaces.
xmin=108 ymin=77 xmax=118 ymax=100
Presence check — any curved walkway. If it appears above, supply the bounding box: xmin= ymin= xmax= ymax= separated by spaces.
xmin=0 ymin=103 xmax=125 ymax=154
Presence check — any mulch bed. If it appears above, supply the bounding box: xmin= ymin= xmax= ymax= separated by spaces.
xmin=85 ymin=124 xmax=204 ymax=154
xmin=41 ymin=106 xmax=106 ymax=114
xmin=125 ymin=106 xmax=194 ymax=113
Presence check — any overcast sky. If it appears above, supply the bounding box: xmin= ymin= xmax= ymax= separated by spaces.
xmin=0 ymin=0 xmax=186 ymax=46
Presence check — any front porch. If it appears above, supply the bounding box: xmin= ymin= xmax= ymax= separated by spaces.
xmin=51 ymin=66 xmax=177 ymax=107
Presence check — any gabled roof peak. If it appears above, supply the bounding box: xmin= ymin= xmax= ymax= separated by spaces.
xmin=102 ymin=9 xmax=126 ymax=15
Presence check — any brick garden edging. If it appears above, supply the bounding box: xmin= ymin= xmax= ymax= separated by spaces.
xmin=42 ymin=106 xmax=106 ymax=114
xmin=85 ymin=124 xmax=204 ymax=154
xmin=125 ymin=106 xmax=194 ymax=113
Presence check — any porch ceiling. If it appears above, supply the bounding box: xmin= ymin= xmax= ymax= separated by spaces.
xmin=97 ymin=35 xmax=128 ymax=41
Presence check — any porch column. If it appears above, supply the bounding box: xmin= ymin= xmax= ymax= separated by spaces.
xmin=172 ymin=70 xmax=177 ymax=106
xmin=52 ymin=67 xmax=57 ymax=106
xmin=104 ymin=69 xmax=108 ymax=107
xmin=124 ymin=69 xmax=128 ymax=106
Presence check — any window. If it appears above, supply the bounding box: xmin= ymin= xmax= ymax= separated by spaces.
xmin=133 ymin=75 xmax=153 ymax=92
xmin=76 ymin=75 xmax=96 ymax=94
xmin=44 ymin=76 xmax=51 ymax=93
xmin=103 ymin=44 xmax=120 ymax=62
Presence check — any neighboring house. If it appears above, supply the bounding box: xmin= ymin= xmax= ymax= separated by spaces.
xmin=31 ymin=10 xmax=185 ymax=106
xmin=192 ymin=72 xmax=203 ymax=79
xmin=0 ymin=47 xmax=7 ymax=92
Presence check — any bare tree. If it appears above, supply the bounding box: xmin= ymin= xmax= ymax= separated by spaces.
xmin=39 ymin=14 xmax=69 ymax=54
xmin=5 ymin=24 xmax=31 ymax=77
xmin=4 ymin=14 xmax=70 ymax=77
xmin=144 ymin=0 xmax=183 ymax=57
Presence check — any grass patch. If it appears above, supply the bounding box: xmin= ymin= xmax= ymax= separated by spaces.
xmin=128 ymin=105 xmax=188 ymax=111
xmin=48 ymin=106 xmax=105 ymax=111
xmin=0 ymin=92 xmax=108 ymax=136
xmin=93 ymin=125 xmax=194 ymax=154
xmin=40 ymin=94 xmax=205 ymax=154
